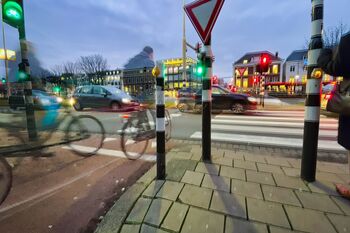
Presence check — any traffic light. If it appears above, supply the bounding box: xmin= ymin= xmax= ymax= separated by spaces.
xmin=196 ymin=62 xmax=204 ymax=76
xmin=256 ymin=53 xmax=271 ymax=74
xmin=17 ymin=62 xmax=28 ymax=81
xmin=1 ymin=78 xmax=6 ymax=84
xmin=2 ymin=0 xmax=24 ymax=28
xmin=52 ymin=86 xmax=61 ymax=93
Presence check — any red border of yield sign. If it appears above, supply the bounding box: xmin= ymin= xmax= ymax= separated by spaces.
xmin=184 ymin=0 xmax=225 ymax=45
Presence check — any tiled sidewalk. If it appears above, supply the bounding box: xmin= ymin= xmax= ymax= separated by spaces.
xmin=95 ymin=144 xmax=350 ymax=233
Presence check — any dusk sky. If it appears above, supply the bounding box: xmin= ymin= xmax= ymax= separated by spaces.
xmin=1 ymin=0 xmax=349 ymax=78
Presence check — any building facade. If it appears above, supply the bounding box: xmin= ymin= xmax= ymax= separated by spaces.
xmin=103 ymin=70 xmax=123 ymax=89
xmin=233 ymin=51 xmax=283 ymax=93
xmin=122 ymin=68 xmax=155 ymax=96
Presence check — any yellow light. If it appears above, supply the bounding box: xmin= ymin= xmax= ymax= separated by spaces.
xmin=69 ymin=98 xmax=75 ymax=106
xmin=312 ymin=68 xmax=323 ymax=79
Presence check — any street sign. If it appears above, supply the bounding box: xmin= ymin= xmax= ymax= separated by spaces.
xmin=184 ymin=0 xmax=225 ymax=44
xmin=0 ymin=49 xmax=16 ymax=61
xmin=237 ymin=67 xmax=247 ymax=77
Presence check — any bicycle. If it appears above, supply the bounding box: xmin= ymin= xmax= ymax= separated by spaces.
xmin=0 ymin=106 xmax=106 ymax=205
xmin=120 ymin=105 xmax=172 ymax=160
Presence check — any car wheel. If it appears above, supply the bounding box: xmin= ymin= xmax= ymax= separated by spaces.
xmin=177 ymin=103 xmax=187 ymax=112
xmin=73 ymin=101 xmax=83 ymax=111
xmin=111 ymin=102 xmax=121 ymax=111
xmin=193 ymin=104 xmax=202 ymax=114
xmin=231 ymin=103 xmax=245 ymax=114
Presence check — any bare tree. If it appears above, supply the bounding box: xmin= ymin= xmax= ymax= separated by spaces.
xmin=63 ymin=61 xmax=79 ymax=75
xmin=324 ymin=21 xmax=348 ymax=48
xmin=50 ymin=65 xmax=63 ymax=76
xmin=77 ymin=54 xmax=108 ymax=75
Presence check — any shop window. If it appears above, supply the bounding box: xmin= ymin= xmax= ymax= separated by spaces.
xmin=236 ymin=79 xmax=241 ymax=87
xmin=272 ymin=65 xmax=279 ymax=74
xmin=243 ymin=78 xmax=248 ymax=88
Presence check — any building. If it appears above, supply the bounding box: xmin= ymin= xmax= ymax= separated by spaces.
xmin=122 ymin=67 xmax=154 ymax=96
xmin=103 ymin=69 xmax=123 ymax=89
xmin=233 ymin=51 xmax=283 ymax=93
xmin=159 ymin=57 xmax=199 ymax=92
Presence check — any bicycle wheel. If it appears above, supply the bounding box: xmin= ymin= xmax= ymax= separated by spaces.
xmin=0 ymin=158 xmax=12 ymax=205
xmin=165 ymin=110 xmax=172 ymax=141
xmin=66 ymin=115 xmax=105 ymax=157
xmin=121 ymin=118 xmax=149 ymax=160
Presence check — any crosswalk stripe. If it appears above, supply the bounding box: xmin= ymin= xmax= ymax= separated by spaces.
xmin=214 ymin=115 xmax=338 ymax=123
xmin=190 ymin=132 xmax=345 ymax=153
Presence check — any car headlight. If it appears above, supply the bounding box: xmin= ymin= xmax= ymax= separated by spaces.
xmin=69 ymin=98 xmax=75 ymax=106
xmin=122 ymin=98 xmax=131 ymax=104
xmin=248 ymin=97 xmax=257 ymax=103
xmin=56 ymin=97 xmax=63 ymax=103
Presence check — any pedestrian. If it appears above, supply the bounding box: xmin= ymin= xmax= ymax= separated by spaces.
xmin=318 ymin=31 xmax=350 ymax=199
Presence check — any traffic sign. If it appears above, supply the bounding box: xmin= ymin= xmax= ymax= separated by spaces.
xmin=237 ymin=67 xmax=247 ymax=77
xmin=184 ymin=0 xmax=225 ymax=44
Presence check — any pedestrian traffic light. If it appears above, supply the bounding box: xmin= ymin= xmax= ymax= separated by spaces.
xmin=196 ymin=62 xmax=204 ymax=76
xmin=17 ymin=62 xmax=28 ymax=81
xmin=256 ymin=53 xmax=271 ymax=74
xmin=1 ymin=78 xmax=6 ymax=84
xmin=2 ymin=0 xmax=24 ymax=28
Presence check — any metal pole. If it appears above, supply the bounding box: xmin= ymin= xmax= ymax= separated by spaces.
xmin=182 ymin=0 xmax=187 ymax=88
xmin=202 ymin=37 xmax=212 ymax=161
xmin=0 ymin=2 xmax=10 ymax=97
xmin=301 ymin=0 xmax=323 ymax=182
xmin=19 ymin=25 xmax=37 ymax=141
xmin=156 ymin=67 xmax=165 ymax=179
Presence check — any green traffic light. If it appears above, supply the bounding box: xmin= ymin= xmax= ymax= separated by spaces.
xmin=197 ymin=66 xmax=204 ymax=75
xmin=4 ymin=1 xmax=23 ymax=20
xmin=53 ymin=86 xmax=61 ymax=93
xmin=17 ymin=71 xmax=28 ymax=81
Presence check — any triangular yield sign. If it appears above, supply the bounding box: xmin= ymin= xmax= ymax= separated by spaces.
xmin=237 ymin=67 xmax=247 ymax=77
xmin=184 ymin=0 xmax=225 ymax=44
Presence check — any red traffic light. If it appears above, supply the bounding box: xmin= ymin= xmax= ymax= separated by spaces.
xmin=257 ymin=54 xmax=271 ymax=73
xmin=260 ymin=54 xmax=270 ymax=65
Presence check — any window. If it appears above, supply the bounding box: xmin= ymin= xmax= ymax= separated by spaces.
xmin=290 ymin=66 xmax=295 ymax=72
xmin=93 ymin=86 xmax=107 ymax=95
xmin=81 ymin=86 xmax=92 ymax=94
xmin=272 ymin=65 xmax=279 ymax=74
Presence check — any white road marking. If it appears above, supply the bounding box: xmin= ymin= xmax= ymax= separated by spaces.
xmin=170 ymin=113 xmax=182 ymax=118
xmin=104 ymin=137 xmax=118 ymax=142
xmin=151 ymin=141 xmax=156 ymax=148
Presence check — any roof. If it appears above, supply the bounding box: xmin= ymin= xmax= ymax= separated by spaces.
xmin=234 ymin=51 xmax=282 ymax=65
xmin=285 ymin=49 xmax=308 ymax=62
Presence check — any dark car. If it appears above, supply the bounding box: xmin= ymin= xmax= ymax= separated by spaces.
xmin=193 ymin=85 xmax=257 ymax=114
xmin=176 ymin=87 xmax=200 ymax=112
xmin=72 ymin=85 xmax=139 ymax=111
xmin=9 ymin=89 xmax=61 ymax=110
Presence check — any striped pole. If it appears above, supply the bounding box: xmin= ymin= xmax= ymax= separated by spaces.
xmin=202 ymin=38 xmax=212 ymax=161
xmin=259 ymin=76 xmax=265 ymax=107
xmin=301 ymin=0 xmax=324 ymax=182
xmin=155 ymin=66 xmax=166 ymax=179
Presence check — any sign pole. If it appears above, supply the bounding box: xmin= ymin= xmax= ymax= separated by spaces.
xmin=301 ymin=0 xmax=323 ymax=182
xmin=202 ymin=36 xmax=212 ymax=161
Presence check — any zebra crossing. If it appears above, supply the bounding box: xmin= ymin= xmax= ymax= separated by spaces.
xmin=190 ymin=110 xmax=345 ymax=153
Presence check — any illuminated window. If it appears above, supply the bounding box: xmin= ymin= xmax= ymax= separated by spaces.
xmin=174 ymin=67 xmax=179 ymax=73
xmin=243 ymin=60 xmax=248 ymax=64
xmin=243 ymin=69 xmax=248 ymax=76
xmin=272 ymin=65 xmax=279 ymax=74
xmin=243 ymin=78 xmax=248 ymax=88
xmin=236 ymin=79 xmax=241 ymax=87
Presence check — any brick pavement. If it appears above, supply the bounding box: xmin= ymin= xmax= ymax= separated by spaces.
xmin=95 ymin=143 xmax=350 ymax=233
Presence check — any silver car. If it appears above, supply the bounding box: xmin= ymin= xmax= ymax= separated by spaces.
xmin=72 ymin=85 xmax=139 ymax=111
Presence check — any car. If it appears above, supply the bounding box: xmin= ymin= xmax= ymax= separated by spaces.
xmin=175 ymin=87 xmax=200 ymax=112
xmin=321 ymin=83 xmax=337 ymax=111
xmin=193 ymin=85 xmax=257 ymax=114
xmin=72 ymin=85 xmax=139 ymax=111
xmin=9 ymin=89 xmax=61 ymax=110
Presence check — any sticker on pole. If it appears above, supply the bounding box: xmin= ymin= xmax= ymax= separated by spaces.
xmin=184 ymin=0 xmax=225 ymax=44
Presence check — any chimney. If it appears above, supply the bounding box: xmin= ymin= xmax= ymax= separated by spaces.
xmin=275 ymin=52 xmax=279 ymax=58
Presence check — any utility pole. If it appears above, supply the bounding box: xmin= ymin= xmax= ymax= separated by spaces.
xmin=0 ymin=1 xmax=10 ymax=97
xmin=182 ymin=0 xmax=187 ymax=89
xmin=301 ymin=0 xmax=324 ymax=182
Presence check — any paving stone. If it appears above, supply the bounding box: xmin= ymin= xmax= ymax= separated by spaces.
xmin=331 ymin=196 xmax=350 ymax=215
xmin=247 ymin=198 xmax=290 ymax=228
xmin=212 ymin=150 xmax=225 ymax=158
xmin=127 ymin=198 xmax=153 ymax=224
xmin=285 ymin=205 xmax=337 ymax=233
xmin=316 ymin=171 xmax=346 ymax=183
xmin=201 ymin=174 xmax=231 ymax=192
xmin=246 ymin=170 xmax=276 ymax=186
xmin=336 ymin=173 xmax=350 ymax=184
xmin=225 ymin=217 xmax=268 ymax=233
xmin=120 ymin=224 xmax=141 ymax=233
xmin=327 ymin=214 xmax=350 ymax=233
xmin=273 ymin=174 xmax=309 ymax=191
xmin=307 ymin=180 xmax=340 ymax=196
xmin=220 ymin=165 xmax=245 ymax=181
xmin=195 ymin=162 xmax=220 ymax=175
xmin=281 ymin=167 xmax=300 ymax=177
xmin=287 ymin=159 xmax=301 ymax=169
xmin=144 ymin=199 xmax=172 ymax=226
xmin=156 ymin=181 xmax=184 ymax=201
xmin=234 ymin=160 xmax=257 ymax=171
xmin=262 ymin=185 xmax=301 ymax=207
xmin=178 ymin=184 xmax=212 ymax=209
xmin=181 ymin=207 xmax=224 ymax=233
xmin=257 ymin=163 xmax=284 ymax=174
xmin=265 ymin=157 xmax=291 ymax=167
xmin=269 ymin=226 xmax=302 ymax=233
xmin=141 ymin=224 xmax=169 ymax=233
xmin=317 ymin=162 xmax=348 ymax=174
xmin=231 ymin=179 xmax=263 ymax=200
xmin=143 ymin=180 xmax=165 ymax=198
xmin=224 ymin=151 xmax=244 ymax=160
xmin=296 ymin=191 xmax=343 ymax=214
xmin=162 ymin=202 xmax=189 ymax=232
xmin=212 ymin=156 xmax=233 ymax=166
xmin=244 ymin=154 xmax=267 ymax=163
xmin=190 ymin=153 xmax=201 ymax=161
xmin=181 ymin=170 xmax=204 ymax=186
xmin=166 ymin=159 xmax=197 ymax=182
xmin=210 ymin=190 xmax=246 ymax=218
